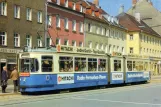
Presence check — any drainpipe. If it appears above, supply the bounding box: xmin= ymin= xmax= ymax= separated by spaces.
xmin=45 ymin=0 xmax=48 ymax=47
xmin=84 ymin=14 xmax=86 ymax=47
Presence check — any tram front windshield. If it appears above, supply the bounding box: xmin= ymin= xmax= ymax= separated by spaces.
xmin=20 ymin=58 xmax=39 ymax=72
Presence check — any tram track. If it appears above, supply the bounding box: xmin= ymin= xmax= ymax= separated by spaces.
xmin=0 ymin=83 xmax=161 ymax=106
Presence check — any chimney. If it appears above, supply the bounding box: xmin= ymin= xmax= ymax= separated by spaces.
xmin=93 ymin=0 xmax=99 ymax=6
xmin=150 ymin=2 xmax=153 ymax=5
xmin=119 ymin=5 xmax=124 ymax=14
xmin=148 ymin=0 xmax=153 ymax=5
xmin=135 ymin=12 xmax=141 ymax=23
xmin=132 ymin=0 xmax=137 ymax=6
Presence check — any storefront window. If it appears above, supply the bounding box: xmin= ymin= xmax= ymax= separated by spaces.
xmin=114 ymin=60 xmax=121 ymax=71
xmin=88 ymin=58 xmax=97 ymax=71
xmin=98 ymin=59 xmax=106 ymax=71
xmin=59 ymin=57 xmax=73 ymax=72
xmin=42 ymin=56 xmax=53 ymax=72
xmin=138 ymin=61 xmax=144 ymax=71
xmin=75 ymin=57 xmax=86 ymax=72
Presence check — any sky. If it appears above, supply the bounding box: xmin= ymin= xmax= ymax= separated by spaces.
xmin=88 ymin=0 xmax=161 ymax=16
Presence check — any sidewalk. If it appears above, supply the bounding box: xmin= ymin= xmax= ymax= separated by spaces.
xmin=0 ymin=85 xmax=20 ymax=96
xmin=150 ymin=75 xmax=161 ymax=83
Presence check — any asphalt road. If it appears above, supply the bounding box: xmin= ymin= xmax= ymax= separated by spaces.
xmin=0 ymin=83 xmax=161 ymax=107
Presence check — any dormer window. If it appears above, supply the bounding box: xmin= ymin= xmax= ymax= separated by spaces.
xmin=73 ymin=3 xmax=76 ymax=10
xmin=92 ymin=11 xmax=95 ymax=16
xmin=56 ymin=0 xmax=60 ymax=5
xmin=83 ymin=7 xmax=86 ymax=13
xmin=80 ymin=5 xmax=83 ymax=12
xmin=99 ymin=14 xmax=102 ymax=19
xmin=65 ymin=0 xmax=68 ymax=7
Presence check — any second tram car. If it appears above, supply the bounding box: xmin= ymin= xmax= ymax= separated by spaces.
xmin=18 ymin=45 xmax=151 ymax=92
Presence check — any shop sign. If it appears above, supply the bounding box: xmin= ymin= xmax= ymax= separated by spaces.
xmin=128 ymin=54 xmax=149 ymax=58
xmin=0 ymin=48 xmax=23 ymax=54
xmin=0 ymin=59 xmax=6 ymax=62
xmin=57 ymin=45 xmax=105 ymax=55
xmin=112 ymin=52 xmax=122 ymax=56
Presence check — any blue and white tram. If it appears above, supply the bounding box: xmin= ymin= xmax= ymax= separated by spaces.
xmin=125 ymin=55 xmax=151 ymax=83
xmin=18 ymin=45 xmax=151 ymax=93
xmin=19 ymin=45 xmax=108 ymax=92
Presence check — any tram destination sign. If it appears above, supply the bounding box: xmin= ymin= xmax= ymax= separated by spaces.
xmin=57 ymin=45 xmax=105 ymax=55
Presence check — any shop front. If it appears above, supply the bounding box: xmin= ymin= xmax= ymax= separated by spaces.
xmin=149 ymin=57 xmax=161 ymax=76
xmin=0 ymin=48 xmax=22 ymax=83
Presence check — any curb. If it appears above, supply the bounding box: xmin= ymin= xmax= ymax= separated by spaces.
xmin=0 ymin=93 xmax=21 ymax=96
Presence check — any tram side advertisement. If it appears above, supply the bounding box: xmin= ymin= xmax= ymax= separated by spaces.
xmin=110 ymin=72 xmax=124 ymax=84
xmin=126 ymin=71 xmax=150 ymax=83
xmin=57 ymin=73 xmax=108 ymax=86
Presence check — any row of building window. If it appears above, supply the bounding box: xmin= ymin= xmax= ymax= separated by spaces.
xmin=87 ymin=23 xmax=125 ymax=40
xmin=48 ymin=15 xmax=83 ymax=33
xmin=0 ymin=2 xmax=43 ymax=23
xmin=88 ymin=41 xmax=125 ymax=53
xmin=129 ymin=47 xmax=161 ymax=55
xmin=55 ymin=38 xmax=83 ymax=47
xmin=0 ymin=32 xmax=42 ymax=47
xmin=55 ymin=0 xmax=86 ymax=13
xmin=141 ymin=35 xmax=161 ymax=46
xmin=140 ymin=48 xmax=161 ymax=55
xmin=130 ymin=34 xmax=161 ymax=46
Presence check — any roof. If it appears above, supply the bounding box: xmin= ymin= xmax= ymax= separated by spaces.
xmin=117 ymin=12 xmax=160 ymax=37
xmin=85 ymin=14 xmax=107 ymax=24
xmin=127 ymin=0 xmax=161 ymax=36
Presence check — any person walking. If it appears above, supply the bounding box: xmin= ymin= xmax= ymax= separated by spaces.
xmin=10 ymin=66 xmax=19 ymax=93
xmin=1 ymin=66 xmax=8 ymax=93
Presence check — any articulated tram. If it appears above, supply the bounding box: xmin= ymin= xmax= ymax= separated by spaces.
xmin=18 ymin=45 xmax=150 ymax=92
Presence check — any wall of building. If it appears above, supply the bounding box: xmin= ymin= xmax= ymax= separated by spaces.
xmin=84 ymin=18 xmax=108 ymax=51
xmin=0 ymin=0 xmax=45 ymax=80
xmin=140 ymin=33 xmax=161 ymax=57
xmin=48 ymin=4 xmax=84 ymax=47
xmin=126 ymin=32 xmax=140 ymax=54
xmin=108 ymin=27 xmax=127 ymax=54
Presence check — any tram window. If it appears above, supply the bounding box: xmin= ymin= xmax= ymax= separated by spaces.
xmin=20 ymin=59 xmax=30 ymax=72
xmin=114 ymin=60 xmax=121 ymax=71
xmin=31 ymin=59 xmax=39 ymax=72
xmin=59 ymin=57 xmax=73 ymax=72
xmin=42 ymin=56 xmax=53 ymax=72
xmin=127 ymin=61 xmax=132 ymax=71
xmin=88 ymin=58 xmax=97 ymax=71
xmin=75 ymin=57 xmax=86 ymax=72
xmin=98 ymin=59 xmax=106 ymax=71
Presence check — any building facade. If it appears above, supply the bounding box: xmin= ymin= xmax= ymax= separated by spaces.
xmin=118 ymin=12 xmax=161 ymax=75
xmin=83 ymin=0 xmax=126 ymax=55
xmin=47 ymin=0 xmax=84 ymax=47
xmin=0 ymin=0 xmax=45 ymax=78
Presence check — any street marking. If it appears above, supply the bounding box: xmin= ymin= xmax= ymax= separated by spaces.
xmin=71 ymin=97 xmax=161 ymax=106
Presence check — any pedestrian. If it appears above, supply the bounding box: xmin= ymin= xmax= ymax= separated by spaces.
xmin=10 ymin=66 xmax=19 ymax=93
xmin=1 ymin=66 xmax=8 ymax=93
